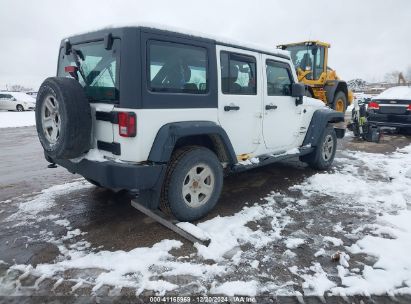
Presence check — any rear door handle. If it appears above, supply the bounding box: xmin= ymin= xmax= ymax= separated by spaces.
xmin=265 ymin=104 xmax=278 ymax=110
xmin=224 ymin=105 xmax=240 ymax=111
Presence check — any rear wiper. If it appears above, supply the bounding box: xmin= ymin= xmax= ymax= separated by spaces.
xmin=71 ymin=49 xmax=88 ymax=85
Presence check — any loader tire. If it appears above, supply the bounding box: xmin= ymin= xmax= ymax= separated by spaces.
xmin=333 ymin=91 xmax=347 ymax=112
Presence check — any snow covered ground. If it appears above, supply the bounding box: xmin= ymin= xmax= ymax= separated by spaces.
xmin=0 ymin=111 xmax=35 ymax=128
xmin=0 ymin=141 xmax=411 ymax=299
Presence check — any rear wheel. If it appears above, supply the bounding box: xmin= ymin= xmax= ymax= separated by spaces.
xmin=398 ymin=127 xmax=411 ymax=135
xmin=16 ymin=104 xmax=24 ymax=112
xmin=160 ymin=146 xmax=223 ymax=222
xmin=333 ymin=91 xmax=347 ymax=112
xmin=300 ymin=126 xmax=337 ymax=170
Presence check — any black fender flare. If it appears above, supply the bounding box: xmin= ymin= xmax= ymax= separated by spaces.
xmin=302 ymin=108 xmax=344 ymax=147
xmin=325 ymin=80 xmax=348 ymax=104
xmin=148 ymin=121 xmax=237 ymax=164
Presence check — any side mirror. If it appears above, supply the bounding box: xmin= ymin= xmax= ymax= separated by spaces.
xmin=291 ymin=83 xmax=305 ymax=106
xmin=11 ymin=97 xmax=17 ymax=101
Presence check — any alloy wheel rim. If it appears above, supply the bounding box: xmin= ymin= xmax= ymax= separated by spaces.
xmin=182 ymin=163 xmax=215 ymax=208
xmin=322 ymin=134 xmax=334 ymax=161
xmin=41 ymin=95 xmax=61 ymax=145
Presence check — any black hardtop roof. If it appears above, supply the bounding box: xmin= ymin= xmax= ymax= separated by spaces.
xmin=63 ymin=26 xmax=290 ymax=60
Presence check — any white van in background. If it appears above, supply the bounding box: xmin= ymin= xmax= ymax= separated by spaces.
xmin=0 ymin=92 xmax=36 ymax=111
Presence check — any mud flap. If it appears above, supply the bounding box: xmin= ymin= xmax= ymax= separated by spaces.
xmin=130 ymin=199 xmax=211 ymax=246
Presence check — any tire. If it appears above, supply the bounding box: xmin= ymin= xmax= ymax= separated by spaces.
xmin=35 ymin=77 xmax=92 ymax=159
xmin=398 ymin=127 xmax=411 ymax=135
xmin=332 ymin=91 xmax=347 ymax=112
xmin=300 ymin=126 xmax=337 ymax=170
xmin=160 ymin=146 xmax=223 ymax=222
xmin=16 ymin=104 xmax=24 ymax=112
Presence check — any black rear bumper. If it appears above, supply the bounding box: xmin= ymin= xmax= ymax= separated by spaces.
xmin=368 ymin=113 xmax=411 ymax=128
xmin=54 ymin=158 xmax=166 ymax=191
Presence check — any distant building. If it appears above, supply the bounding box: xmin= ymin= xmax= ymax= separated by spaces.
xmin=362 ymin=82 xmax=411 ymax=95
xmin=350 ymin=80 xmax=411 ymax=95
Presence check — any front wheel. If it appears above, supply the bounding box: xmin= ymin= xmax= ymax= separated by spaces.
xmin=16 ymin=104 xmax=24 ymax=112
xmin=160 ymin=146 xmax=223 ymax=222
xmin=300 ymin=126 xmax=337 ymax=170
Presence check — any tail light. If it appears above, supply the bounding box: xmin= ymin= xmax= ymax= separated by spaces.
xmin=368 ymin=101 xmax=380 ymax=110
xmin=64 ymin=66 xmax=77 ymax=73
xmin=407 ymin=104 xmax=411 ymax=111
xmin=118 ymin=112 xmax=136 ymax=137
xmin=64 ymin=65 xmax=78 ymax=80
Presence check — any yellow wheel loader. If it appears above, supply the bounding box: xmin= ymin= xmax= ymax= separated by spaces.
xmin=277 ymin=41 xmax=353 ymax=112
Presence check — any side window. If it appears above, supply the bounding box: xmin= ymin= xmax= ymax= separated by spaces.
xmin=266 ymin=61 xmax=293 ymax=96
xmin=0 ymin=94 xmax=12 ymax=100
xmin=0 ymin=94 xmax=12 ymax=101
xmin=220 ymin=52 xmax=257 ymax=95
xmin=148 ymin=41 xmax=208 ymax=94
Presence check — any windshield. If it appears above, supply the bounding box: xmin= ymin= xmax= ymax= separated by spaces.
xmin=287 ymin=45 xmax=325 ymax=80
xmin=57 ymin=40 xmax=120 ymax=103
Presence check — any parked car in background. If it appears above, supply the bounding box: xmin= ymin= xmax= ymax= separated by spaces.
xmin=0 ymin=92 xmax=36 ymax=111
xmin=26 ymin=91 xmax=38 ymax=98
xmin=367 ymin=86 xmax=411 ymax=133
xmin=353 ymin=92 xmax=373 ymax=105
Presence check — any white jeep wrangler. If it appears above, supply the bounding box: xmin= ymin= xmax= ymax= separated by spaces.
xmin=35 ymin=26 xmax=345 ymax=221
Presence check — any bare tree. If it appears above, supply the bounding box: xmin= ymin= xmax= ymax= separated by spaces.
xmin=8 ymin=84 xmax=33 ymax=92
xmin=405 ymin=66 xmax=411 ymax=83
xmin=384 ymin=71 xmax=401 ymax=83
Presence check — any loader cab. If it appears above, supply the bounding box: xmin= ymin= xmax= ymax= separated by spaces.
xmin=278 ymin=41 xmax=329 ymax=85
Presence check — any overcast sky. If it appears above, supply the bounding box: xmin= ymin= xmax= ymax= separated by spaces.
xmin=0 ymin=0 xmax=410 ymax=90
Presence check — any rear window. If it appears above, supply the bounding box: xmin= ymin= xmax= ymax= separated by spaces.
xmin=57 ymin=39 xmax=120 ymax=103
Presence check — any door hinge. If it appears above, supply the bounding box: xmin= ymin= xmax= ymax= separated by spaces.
xmin=255 ymin=112 xmax=263 ymax=118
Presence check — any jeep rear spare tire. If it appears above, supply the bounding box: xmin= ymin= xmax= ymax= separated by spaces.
xmin=35 ymin=77 xmax=92 ymax=159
